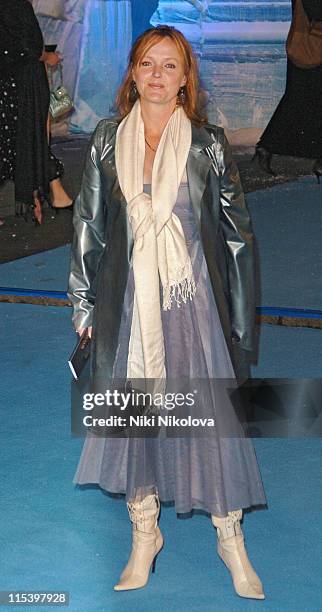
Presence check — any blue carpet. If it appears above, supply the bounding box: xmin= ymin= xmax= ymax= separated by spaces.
xmin=1 ymin=303 xmax=322 ymax=611
xmin=251 ymin=324 xmax=322 ymax=378
xmin=247 ymin=177 xmax=322 ymax=309
xmin=1 ymin=178 xmax=322 ymax=610
xmin=0 ymin=245 xmax=70 ymax=291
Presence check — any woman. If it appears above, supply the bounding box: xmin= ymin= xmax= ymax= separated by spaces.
xmin=68 ymin=26 xmax=267 ymax=599
xmin=254 ymin=0 xmax=322 ymax=180
xmin=0 ymin=0 xmax=72 ymax=224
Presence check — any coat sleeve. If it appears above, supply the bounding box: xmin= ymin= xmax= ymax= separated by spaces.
xmin=68 ymin=121 xmax=107 ymax=331
xmin=216 ymin=129 xmax=255 ymax=351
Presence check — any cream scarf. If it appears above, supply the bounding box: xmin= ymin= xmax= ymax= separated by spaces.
xmin=115 ymin=99 xmax=195 ymax=385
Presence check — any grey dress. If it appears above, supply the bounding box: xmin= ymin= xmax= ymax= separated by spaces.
xmin=73 ymin=182 xmax=267 ymax=516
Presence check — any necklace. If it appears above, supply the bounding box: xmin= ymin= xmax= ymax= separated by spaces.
xmin=145 ymin=138 xmax=157 ymax=153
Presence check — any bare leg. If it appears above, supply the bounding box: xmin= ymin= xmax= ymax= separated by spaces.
xmin=50 ymin=178 xmax=73 ymax=208
xmin=47 ymin=105 xmax=72 ymax=208
xmin=33 ymin=190 xmax=43 ymax=225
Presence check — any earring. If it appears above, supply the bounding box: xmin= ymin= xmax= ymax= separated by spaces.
xmin=178 ymin=86 xmax=186 ymax=105
xmin=131 ymin=80 xmax=138 ymax=100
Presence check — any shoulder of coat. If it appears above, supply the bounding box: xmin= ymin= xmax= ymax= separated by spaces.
xmin=92 ymin=116 xmax=121 ymax=138
xmin=90 ymin=116 xmax=122 ymax=156
xmin=202 ymin=123 xmax=225 ymax=143
xmin=191 ymin=122 xmax=226 ymax=157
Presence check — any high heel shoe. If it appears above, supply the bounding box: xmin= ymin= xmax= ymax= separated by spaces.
xmin=114 ymin=492 xmax=164 ymax=591
xmin=252 ymin=145 xmax=276 ymax=176
xmin=211 ymin=510 xmax=265 ymax=600
xmin=312 ymin=160 xmax=322 ymax=184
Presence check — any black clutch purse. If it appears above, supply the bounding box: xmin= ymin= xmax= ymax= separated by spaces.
xmin=68 ymin=330 xmax=91 ymax=379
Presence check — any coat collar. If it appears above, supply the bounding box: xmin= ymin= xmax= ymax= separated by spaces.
xmin=190 ymin=122 xmax=215 ymax=154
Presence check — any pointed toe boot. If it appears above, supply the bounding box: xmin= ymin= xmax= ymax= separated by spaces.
xmin=211 ymin=510 xmax=265 ymax=600
xmin=114 ymin=492 xmax=164 ymax=591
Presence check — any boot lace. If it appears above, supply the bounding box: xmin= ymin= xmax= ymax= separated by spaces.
xmin=127 ymin=493 xmax=159 ymax=528
xmin=224 ymin=509 xmax=243 ymax=537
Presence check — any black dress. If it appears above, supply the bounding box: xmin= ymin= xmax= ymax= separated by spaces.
xmin=258 ymin=0 xmax=322 ymax=159
xmin=0 ymin=0 xmax=63 ymax=217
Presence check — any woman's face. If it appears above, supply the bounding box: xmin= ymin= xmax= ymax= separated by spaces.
xmin=132 ymin=38 xmax=187 ymax=109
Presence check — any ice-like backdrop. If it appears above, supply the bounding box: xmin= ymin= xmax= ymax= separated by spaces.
xmin=151 ymin=1 xmax=292 ymax=142
xmin=33 ymin=0 xmax=292 ymax=140
xmin=70 ymin=0 xmax=132 ymax=132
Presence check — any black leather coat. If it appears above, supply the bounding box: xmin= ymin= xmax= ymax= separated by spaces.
xmin=68 ymin=118 xmax=256 ymax=379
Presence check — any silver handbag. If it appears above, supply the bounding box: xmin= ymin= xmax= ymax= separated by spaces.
xmin=49 ymin=64 xmax=74 ymax=120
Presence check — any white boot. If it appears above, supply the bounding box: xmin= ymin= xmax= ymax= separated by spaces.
xmin=211 ymin=510 xmax=265 ymax=600
xmin=114 ymin=492 xmax=164 ymax=591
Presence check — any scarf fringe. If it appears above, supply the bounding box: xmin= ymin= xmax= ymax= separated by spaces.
xmin=163 ymin=275 xmax=197 ymax=310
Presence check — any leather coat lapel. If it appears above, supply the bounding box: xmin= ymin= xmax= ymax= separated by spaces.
xmin=100 ymin=122 xmax=118 ymax=169
xmin=187 ymin=124 xmax=213 ymax=232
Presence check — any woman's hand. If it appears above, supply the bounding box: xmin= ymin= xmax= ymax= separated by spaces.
xmin=77 ymin=326 xmax=92 ymax=339
xmin=41 ymin=51 xmax=61 ymax=67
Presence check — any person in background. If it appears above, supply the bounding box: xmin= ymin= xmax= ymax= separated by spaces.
xmin=0 ymin=0 xmax=73 ymax=225
xmin=254 ymin=0 xmax=322 ymax=181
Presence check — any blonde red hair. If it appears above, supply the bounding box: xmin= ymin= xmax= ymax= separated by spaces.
xmin=116 ymin=26 xmax=207 ymax=125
